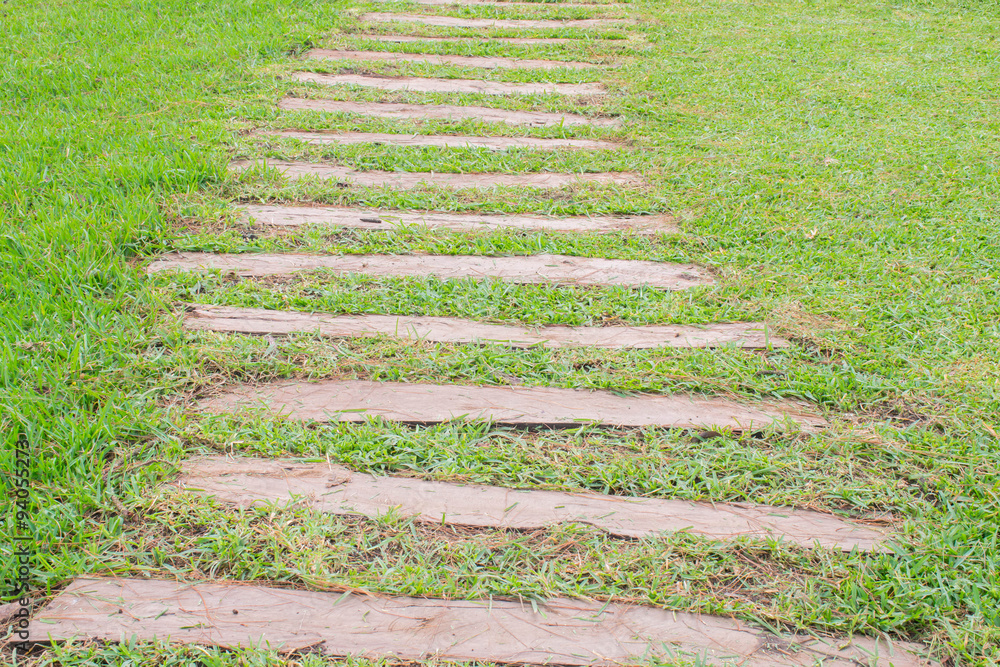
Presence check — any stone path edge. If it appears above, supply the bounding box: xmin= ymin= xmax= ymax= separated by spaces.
xmin=260 ymin=130 xmax=621 ymax=151
xmin=239 ymin=204 xmax=674 ymax=233
xmin=305 ymin=48 xmax=601 ymax=70
xmin=147 ymin=252 xmax=712 ymax=290
xmin=277 ymin=97 xmax=622 ymax=127
xmin=29 ymin=578 xmax=937 ymax=666
xmin=195 ymin=379 xmax=828 ymax=432
xmin=183 ymin=304 xmax=789 ymax=349
xmin=231 ymin=160 xmax=643 ymax=189
xmin=291 ymin=71 xmax=606 ymax=96
xmin=176 ymin=456 xmax=887 ymax=551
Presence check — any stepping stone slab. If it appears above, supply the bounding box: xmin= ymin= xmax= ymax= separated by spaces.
xmin=278 ymin=97 xmax=621 ymax=127
xmin=357 ymin=35 xmax=585 ymax=45
xmin=306 ymin=48 xmax=599 ymax=70
xmin=195 ymin=380 xmax=827 ymax=432
xmin=370 ymin=0 xmax=601 ymax=6
xmin=177 ymin=456 xmax=882 ymax=551
xmin=184 ymin=305 xmax=788 ymax=350
xmin=32 ymin=578 xmax=934 ymax=666
xmin=361 ymin=12 xmax=634 ymax=28
xmin=292 ymin=71 xmax=605 ymax=96
xmin=240 ymin=204 xmax=672 ymax=232
xmin=147 ymin=253 xmax=710 ymax=290
xmin=230 ymin=160 xmax=641 ymax=189
xmin=263 ymin=130 xmax=619 ymax=151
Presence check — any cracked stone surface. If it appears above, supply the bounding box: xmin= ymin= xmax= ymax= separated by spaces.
xmin=292 ymin=71 xmax=606 ymax=96
xmin=230 ymin=160 xmax=641 ymax=188
xmin=262 ymin=130 xmax=620 ymax=150
xmin=195 ymin=379 xmax=828 ymax=432
xmin=278 ymin=98 xmax=621 ymax=127
xmin=176 ymin=456 xmax=887 ymax=551
xmin=32 ymin=578 xmax=934 ymax=666
xmin=240 ymin=204 xmax=671 ymax=232
xmin=361 ymin=12 xmax=635 ymax=29
xmin=183 ymin=304 xmax=786 ymax=349
xmin=147 ymin=252 xmax=711 ymax=289
xmin=306 ymin=48 xmax=600 ymax=70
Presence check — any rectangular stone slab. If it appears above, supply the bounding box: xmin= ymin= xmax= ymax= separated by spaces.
xmin=31 ymin=578 xmax=934 ymax=666
xmin=240 ymin=204 xmax=673 ymax=232
xmin=183 ymin=305 xmax=788 ymax=349
xmin=263 ymin=130 xmax=619 ymax=150
xmin=357 ymin=35 xmax=585 ymax=45
xmin=231 ymin=160 xmax=642 ymax=189
xmin=177 ymin=456 xmax=882 ymax=551
xmin=306 ymin=48 xmax=599 ymax=70
xmin=369 ymin=0 xmax=601 ymax=6
xmin=361 ymin=12 xmax=634 ymax=28
xmin=292 ymin=71 xmax=605 ymax=96
xmin=278 ymin=97 xmax=621 ymax=127
xmin=196 ymin=380 xmax=827 ymax=432
xmin=147 ymin=252 xmax=712 ymax=290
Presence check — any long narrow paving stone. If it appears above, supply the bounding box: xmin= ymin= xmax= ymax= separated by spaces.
xmin=263 ymin=130 xmax=619 ymax=151
xmin=370 ymin=0 xmax=599 ymax=6
xmin=240 ymin=204 xmax=672 ymax=232
xmin=148 ymin=253 xmax=710 ymax=289
xmin=306 ymin=48 xmax=599 ymax=70
xmin=231 ymin=160 xmax=641 ymax=189
xmin=361 ymin=12 xmax=634 ymax=28
xmin=278 ymin=98 xmax=621 ymax=127
xmin=184 ymin=305 xmax=788 ymax=349
xmin=196 ymin=380 xmax=827 ymax=431
xmin=31 ymin=578 xmax=935 ymax=666
xmin=178 ymin=456 xmax=884 ymax=550
xmin=357 ymin=35 xmax=584 ymax=45
xmin=292 ymin=72 xmax=605 ymax=96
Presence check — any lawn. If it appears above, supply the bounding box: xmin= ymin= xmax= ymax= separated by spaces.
xmin=1 ymin=0 xmax=998 ymax=664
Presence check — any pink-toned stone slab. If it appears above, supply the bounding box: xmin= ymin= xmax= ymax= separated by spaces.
xmin=231 ymin=160 xmax=642 ymax=189
xmin=369 ymin=0 xmax=601 ymax=6
xmin=196 ymin=380 xmax=827 ymax=432
xmin=357 ymin=35 xmax=585 ymax=45
xmin=240 ymin=204 xmax=672 ymax=232
xmin=262 ymin=130 xmax=618 ymax=150
xmin=361 ymin=12 xmax=634 ymax=28
xmin=177 ymin=456 xmax=881 ymax=550
xmin=148 ymin=252 xmax=711 ymax=290
xmin=307 ymin=48 xmax=599 ymax=70
xmin=292 ymin=71 xmax=605 ymax=96
xmin=183 ymin=305 xmax=788 ymax=349
xmin=278 ymin=97 xmax=621 ymax=127
xmin=0 ymin=602 xmax=23 ymax=625
xmin=31 ymin=578 xmax=934 ymax=666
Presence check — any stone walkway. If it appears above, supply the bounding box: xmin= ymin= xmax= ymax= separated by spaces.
xmin=29 ymin=0 xmax=937 ymax=664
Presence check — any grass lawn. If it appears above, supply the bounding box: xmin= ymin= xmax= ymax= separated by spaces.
xmin=2 ymin=0 xmax=999 ymax=663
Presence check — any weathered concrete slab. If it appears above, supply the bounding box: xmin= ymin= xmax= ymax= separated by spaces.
xmin=263 ymin=130 xmax=618 ymax=151
xmin=240 ymin=204 xmax=672 ymax=232
xmin=183 ymin=305 xmax=787 ymax=349
xmin=357 ymin=35 xmax=584 ymax=45
xmin=230 ymin=160 xmax=641 ymax=189
xmin=196 ymin=380 xmax=827 ymax=432
xmin=148 ymin=253 xmax=711 ymax=290
xmin=177 ymin=456 xmax=885 ymax=551
xmin=278 ymin=97 xmax=621 ymax=127
xmin=369 ymin=0 xmax=600 ymax=6
xmin=361 ymin=12 xmax=634 ymax=28
xmin=292 ymin=71 xmax=605 ymax=96
xmin=307 ymin=48 xmax=599 ymax=70
xmin=31 ymin=578 xmax=934 ymax=666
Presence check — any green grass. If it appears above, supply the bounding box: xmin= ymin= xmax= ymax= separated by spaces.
xmin=2 ymin=0 xmax=1000 ymax=664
